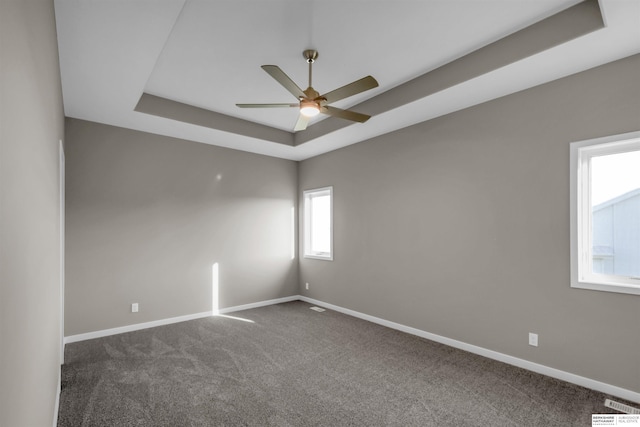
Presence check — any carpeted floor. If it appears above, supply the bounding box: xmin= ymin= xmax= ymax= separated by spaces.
xmin=58 ymin=301 xmax=627 ymax=426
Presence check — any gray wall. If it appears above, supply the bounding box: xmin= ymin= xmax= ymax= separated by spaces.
xmin=65 ymin=119 xmax=298 ymax=336
xmin=0 ymin=0 xmax=65 ymax=425
xmin=299 ymin=54 xmax=640 ymax=393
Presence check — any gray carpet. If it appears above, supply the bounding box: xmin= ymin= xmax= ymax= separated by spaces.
xmin=58 ymin=301 xmax=627 ymax=426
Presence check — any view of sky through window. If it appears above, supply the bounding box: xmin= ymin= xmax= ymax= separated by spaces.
xmin=590 ymin=149 xmax=640 ymax=206
xmin=310 ymin=194 xmax=331 ymax=254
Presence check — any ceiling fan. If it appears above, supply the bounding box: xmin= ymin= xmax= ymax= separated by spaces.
xmin=236 ymin=50 xmax=379 ymax=131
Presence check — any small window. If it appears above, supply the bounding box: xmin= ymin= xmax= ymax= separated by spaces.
xmin=303 ymin=186 xmax=333 ymax=260
xmin=570 ymin=131 xmax=640 ymax=295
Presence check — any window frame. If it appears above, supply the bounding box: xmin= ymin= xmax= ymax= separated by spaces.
xmin=303 ymin=186 xmax=333 ymax=261
xmin=570 ymin=131 xmax=640 ymax=295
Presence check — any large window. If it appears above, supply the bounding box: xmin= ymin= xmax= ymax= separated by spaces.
xmin=570 ymin=131 xmax=640 ymax=295
xmin=303 ymin=186 xmax=333 ymax=260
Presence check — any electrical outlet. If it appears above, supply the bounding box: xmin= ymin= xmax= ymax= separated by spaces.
xmin=528 ymin=332 xmax=538 ymax=347
xmin=131 ymin=303 xmax=139 ymax=313
xmin=305 ymin=282 xmax=309 ymax=290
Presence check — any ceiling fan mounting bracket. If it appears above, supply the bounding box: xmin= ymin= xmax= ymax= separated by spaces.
xmin=303 ymin=49 xmax=318 ymax=63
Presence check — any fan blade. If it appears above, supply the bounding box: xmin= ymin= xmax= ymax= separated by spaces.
xmin=261 ymin=65 xmax=306 ymax=100
xmin=236 ymin=103 xmax=298 ymax=108
xmin=293 ymin=114 xmax=310 ymax=131
xmin=321 ymin=76 xmax=378 ymax=104
xmin=321 ymin=106 xmax=370 ymax=123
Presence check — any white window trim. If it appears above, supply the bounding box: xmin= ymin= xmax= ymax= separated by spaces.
xmin=570 ymin=131 xmax=640 ymax=295
xmin=303 ymin=186 xmax=333 ymax=260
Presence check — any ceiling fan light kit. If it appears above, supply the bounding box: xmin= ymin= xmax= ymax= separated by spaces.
xmin=300 ymin=100 xmax=320 ymax=117
xmin=236 ymin=49 xmax=378 ymax=131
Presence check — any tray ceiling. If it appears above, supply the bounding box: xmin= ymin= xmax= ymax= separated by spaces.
xmin=55 ymin=0 xmax=640 ymax=160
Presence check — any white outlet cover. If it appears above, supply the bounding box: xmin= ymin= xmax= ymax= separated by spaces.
xmin=132 ymin=303 xmax=139 ymax=313
xmin=528 ymin=333 xmax=538 ymax=347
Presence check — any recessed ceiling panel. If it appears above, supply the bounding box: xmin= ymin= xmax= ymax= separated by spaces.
xmin=144 ymin=0 xmax=581 ymax=132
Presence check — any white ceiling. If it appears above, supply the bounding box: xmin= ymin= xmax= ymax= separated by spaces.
xmin=55 ymin=0 xmax=640 ymax=161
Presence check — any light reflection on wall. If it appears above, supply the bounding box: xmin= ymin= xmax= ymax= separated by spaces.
xmin=291 ymin=206 xmax=296 ymax=260
xmin=212 ymin=262 xmax=219 ymax=315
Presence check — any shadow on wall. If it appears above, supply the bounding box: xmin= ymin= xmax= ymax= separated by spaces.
xmin=211 ymin=206 xmax=298 ymax=315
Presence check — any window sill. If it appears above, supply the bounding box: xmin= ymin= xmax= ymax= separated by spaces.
xmin=304 ymin=254 xmax=333 ymax=261
xmin=571 ymin=280 xmax=640 ymax=296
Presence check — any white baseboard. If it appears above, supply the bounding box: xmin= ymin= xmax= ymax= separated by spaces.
xmin=53 ymin=368 xmax=61 ymax=427
xmin=61 ymin=294 xmax=639 ymax=404
xmin=218 ymin=295 xmax=299 ymax=314
xmin=63 ymin=295 xmax=300 ymax=344
xmin=64 ymin=311 xmax=213 ymax=344
xmin=299 ymin=296 xmax=640 ymax=404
